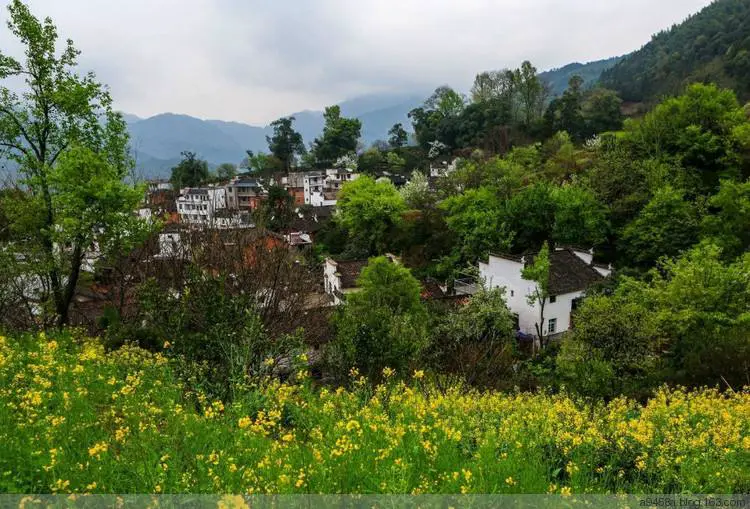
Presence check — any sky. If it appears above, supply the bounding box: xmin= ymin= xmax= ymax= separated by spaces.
xmin=0 ymin=0 xmax=713 ymax=126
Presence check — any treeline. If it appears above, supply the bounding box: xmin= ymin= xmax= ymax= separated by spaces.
xmin=602 ymin=0 xmax=750 ymax=102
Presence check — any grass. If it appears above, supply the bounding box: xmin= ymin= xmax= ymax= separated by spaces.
xmin=0 ymin=330 xmax=748 ymax=494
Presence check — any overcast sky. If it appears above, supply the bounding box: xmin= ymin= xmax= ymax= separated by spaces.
xmin=0 ymin=0 xmax=712 ymax=125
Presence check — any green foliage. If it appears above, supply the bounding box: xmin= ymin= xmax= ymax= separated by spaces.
xmin=170 ymin=151 xmax=209 ymax=189
xmin=108 ymin=272 xmax=302 ymax=400
xmin=551 ymin=184 xmax=610 ymax=248
xmin=619 ymin=186 xmax=701 ymax=268
xmin=254 ymin=185 xmax=295 ymax=232
xmin=428 ymin=288 xmax=517 ymax=387
xmin=336 ymin=176 xmax=406 ymax=256
xmin=601 ymin=0 xmax=750 ymax=102
xmin=328 ymin=257 xmax=428 ymax=380
xmin=558 ymin=294 xmax=663 ymax=399
xmin=440 ymin=187 xmax=512 ymax=266
xmin=521 ymin=242 xmax=551 ymax=343
xmin=623 ymin=83 xmax=749 ymax=192
xmin=266 ymin=116 xmax=305 ymax=171
xmin=215 ymin=163 xmax=237 ymax=180
xmin=701 ymin=179 xmax=750 ymax=259
xmin=387 ymin=123 xmax=408 ymax=148
xmin=311 ymin=106 xmax=362 ymax=168
xmin=0 ymin=0 xmax=140 ymax=326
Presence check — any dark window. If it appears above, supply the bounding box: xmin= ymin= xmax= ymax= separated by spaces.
xmin=550 ymin=295 xmax=557 ymax=303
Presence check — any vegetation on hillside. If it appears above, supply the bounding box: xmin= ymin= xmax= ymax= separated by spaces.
xmin=601 ymin=0 xmax=750 ymax=102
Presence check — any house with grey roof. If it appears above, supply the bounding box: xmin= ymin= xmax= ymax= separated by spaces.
xmin=479 ymin=246 xmax=611 ymax=340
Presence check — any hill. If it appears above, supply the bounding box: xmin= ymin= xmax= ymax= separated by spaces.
xmin=601 ymin=0 xmax=750 ymax=103
xmin=540 ymin=56 xmax=624 ymax=96
xmin=126 ymin=93 xmax=424 ymax=178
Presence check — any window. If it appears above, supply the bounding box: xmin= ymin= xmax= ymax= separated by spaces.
xmin=548 ymin=318 xmax=557 ymax=334
xmin=549 ymin=295 xmax=557 ymax=303
xmin=510 ymin=290 xmax=514 ymax=297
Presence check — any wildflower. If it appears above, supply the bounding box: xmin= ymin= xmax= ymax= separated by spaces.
xmin=263 ymin=357 xmax=275 ymax=367
xmin=560 ymin=486 xmax=572 ymax=497
xmin=88 ymin=442 xmax=108 ymax=459
xmin=115 ymin=427 xmax=129 ymax=443
xmin=281 ymin=433 xmax=294 ymax=442
xmin=382 ymin=367 xmax=395 ymax=378
xmin=86 ymin=482 xmax=97 ymax=491
xmin=505 ymin=477 xmax=516 ymax=486
xmin=163 ymin=341 xmax=171 ymax=349
xmin=238 ymin=417 xmax=251 ymax=429
xmin=413 ymin=370 xmax=425 ymax=379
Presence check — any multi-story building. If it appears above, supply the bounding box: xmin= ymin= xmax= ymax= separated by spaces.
xmin=303 ymin=169 xmax=358 ymax=206
xmin=176 ymin=187 xmax=227 ymax=225
xmin=225 ymin=177 xmax=266 ymax=211
xmin=282 ymin=172 xmax=306 ymax=205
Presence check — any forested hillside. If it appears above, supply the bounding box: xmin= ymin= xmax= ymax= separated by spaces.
xmin=601 ymin=0 xmax=750 ymax=102
xmin=540 ymin=57 xmax=623 ymax=96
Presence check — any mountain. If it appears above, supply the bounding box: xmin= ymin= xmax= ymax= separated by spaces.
xmin=601 ymin=0 xmax=750 ymax=103
xmin=540 ymin=57 xmax=624 ymax=96
xmin=127 ymin=92 xmax=425 ymax=177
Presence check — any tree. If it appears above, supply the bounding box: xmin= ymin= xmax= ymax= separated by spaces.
xmin=515 ymin=61 xmax=548 ymax=127
xmin=429 ymin=287 xmax=516 ymax=387
xmin=619 ymin=186 xmax=701 ymax=268
xmin=521 ymin=241 xmax=551 ymax=350
xmin=266 ymin=116 xmax=305 ymax=171
xmin=551 ymin=183 xmax=610 ymax=248
xmin=440 ymin=187 xmax=512 ymax=267
xmin=254 ymin=185 xmax=295 ymax=232
xmin=216 ymin=163 xmax=237 ymax=180
xmin=470 ymin=69 xmax=515 ymax=105
xmin=582 ymin=88 xmax=624 ymax=136
xmin=0 ymin=1 xmax=141 ymax=327
xmin=170 ymin=151 xmax=209 ymax=189
xmin=399 ymin=171 xmax=430 ymax=209
xmin=336 ymin=176 xmax=406 ymax=256
xmin=701 ymin=179 xmax=750 ymax=259
xmin=388 ymin=123 xmax=408 ymax=149
xmin=328 ymin=257 xmax=429 ymax=380
xmin=311 ymin=106 xmax=361 ymax=167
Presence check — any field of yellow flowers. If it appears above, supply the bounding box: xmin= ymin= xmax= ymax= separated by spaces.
xmin=0 ymin=331 xmax=748 ymax=494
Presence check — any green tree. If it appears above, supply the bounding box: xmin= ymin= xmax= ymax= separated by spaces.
xmin=336 ymin=176 xmax=406 ymax=255
xmin=551 ymin=183 xmax=610 ymax=248
xmin=440 ymin=187 xmax=512 ymax=266
xmin=388 ymin=123 xmax=408 ymax=148
xmin=328 ymin=257 xmax=429 ymax=380
xmin=429 ymin=287 xmax=516 ymax=387
xmin=216 ymin=163 xmax=237 ymax=180
xmin=619 ymin=186 xmax=701 ymax=268
xmin=0 ymin=1 xmax=141 ymax=327
xmin=582 ymin=88 xmax=624 ymax=136
xmin=701 ymin=179 xmax=750 ymax=259
xmin=266 ymin=116 xmax=305 ymax=171
xmin=311 ymin=106 xmax=361 ymax=167
xmin=557 ymin=294 xmax=662 ymax=399
xmin=170 ymin=151 xmax=209 ymax=189
xmin=515 ymin=61 xmax=547 ymax=127
xmin=254 ymin=185 xmax=295 ymax=232
xmin=521 ymin=242 xmax=552 ymax=349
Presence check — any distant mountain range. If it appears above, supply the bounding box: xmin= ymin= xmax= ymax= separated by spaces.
xmin=539 ymin=57 xmax=624 ymax=96
xmin=127 ymin=93 xmax=425 ymax=178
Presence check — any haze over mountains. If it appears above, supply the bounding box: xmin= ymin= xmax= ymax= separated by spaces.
xmin=126 ymin=60 xmax=629 ymax=178
xmin=127 ymin=92 xmax=426 ymax=177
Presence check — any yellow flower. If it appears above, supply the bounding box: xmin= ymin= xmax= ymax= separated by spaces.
xmin=505 ymin=477 xmax=516 ymax=486
xmin=115 ymin=427 xmax=129 ymax=443
xmin=413 ymin=370 xmax=425 ymax=379
xmin=88 ymin=442 xmax=108 ymax=458
xmin=86 ymin=482 xmax=97 ymax=491
xmin=281 ymin=433 xmax=294 ymax=442
xmin=163 ymin=341 xmax=171 ymax=349
xmin=263 ymin=357 xmax=275 ymax=367
xmin=382 ymin=367 xmax=395 ymax=378
xmin=238 ymin=417 xmax=251 ymax=429
xmin=560 ymin=486 xmax=572 ymax=497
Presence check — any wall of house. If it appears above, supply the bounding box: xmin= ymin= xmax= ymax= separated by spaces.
xmin=479 ymin=255 xmax=583 ymax=336
xmin=323 ymin=260 xmax=343 ymax=305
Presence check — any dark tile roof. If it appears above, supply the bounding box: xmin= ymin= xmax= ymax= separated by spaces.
xmin=185 ymin=188 xmax=208 ymax=195
xmin=528 ymin=248 xmax=604 ymax=295
xmin=335 ymin=260 xmax=368 ymax=289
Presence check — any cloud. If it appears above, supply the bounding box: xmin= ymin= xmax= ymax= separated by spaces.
xmin=0 ymin=0 xmax=713 ymax=124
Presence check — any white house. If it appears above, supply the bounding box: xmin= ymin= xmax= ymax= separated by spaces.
xmin=323 ymin=258 xmax=368 ymax=306
xmin=304 ymin=169 xmax=359 ymax=206
xmin=479 ymin=247 xmax=611 ymax=340
xmin=176 ymin=187 xmax=227 ymax=226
